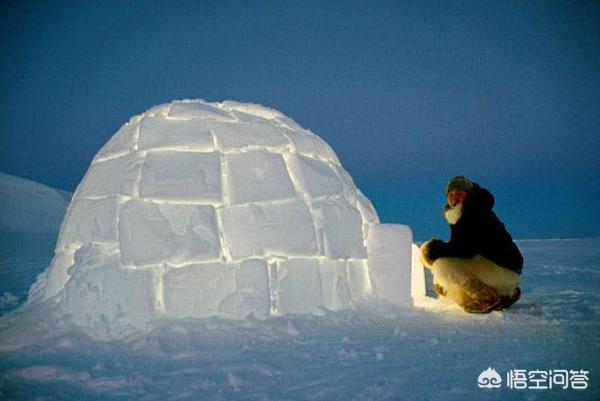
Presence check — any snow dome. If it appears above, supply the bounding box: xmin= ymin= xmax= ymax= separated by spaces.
xmin=28 ymin=100 xmax=420 ymax=333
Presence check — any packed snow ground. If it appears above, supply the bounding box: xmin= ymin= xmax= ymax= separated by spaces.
xmin=0 ymin=175 xmax=598 ymax=400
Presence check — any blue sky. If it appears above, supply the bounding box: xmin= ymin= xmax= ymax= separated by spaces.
xmin=1 ymin=0 xmax=599 ymax=240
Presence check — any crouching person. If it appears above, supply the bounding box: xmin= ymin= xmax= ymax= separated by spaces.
xmin=420 ymin=176 xmax=523 ymax=313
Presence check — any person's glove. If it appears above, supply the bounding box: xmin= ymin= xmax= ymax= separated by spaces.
xmin=420 ymin=238 xmax=445 ymax=267
xmin=427 ymin=239 xmax=446 ymax=261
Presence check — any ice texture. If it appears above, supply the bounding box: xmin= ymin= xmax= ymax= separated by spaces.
xmin=94 ymin=122 xmax=137 ymax=161
xmin=29 ymin=99 xmax=417 ymax=329
xmin=168 ymin=101 xmax=236 ymax=121
xmin=411 ymin=243 xmax=427 ymax=306
xmin=64 ymin=244 xmax=156 ymax=332
xmin=213 ymin=122 xmax=289 ymax=150
xmin=139 ymin=151 xmax=222 ymax=202
xmin=163 ymin=263 xmax=236 ymax=319
xmin=119 ymin=200 xmax=220 ymax=266
xmin=346 ymin=259 xmax=372 ymax=302
xmin=275 ymin=259 xmax=323 ymax=314
xmin=138 ymin=117 xmax=215 ymax=151
xmin=219 ymin=259 xmax=270 ymax=319
xmin=78 ymin=154 xmax=141 ymax=198
xmin=313 ymin=198 xmax=367 ymax=259
xmin=287 ymin=130 xmax=340 ymax=165
xmin=288 ymin=154 xmax=344 ymax=198
xmin=56 ymin=198 xmax=119 ymax=251
xmin=225 ymin=151 xmax=296 ymax=204
xmin=38 ymin=252 xmax=75 ymax=301
xmin=318 ymin=260 xmax=351 ymax=311
xmin=220 ymin=200 xmax=317 ymax=259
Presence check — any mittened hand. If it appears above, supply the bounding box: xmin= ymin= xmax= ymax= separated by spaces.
xmin=420 ymin=238 xmax=444 ymax=267
xmin=427 ymin=239 xmax=445 ymax=261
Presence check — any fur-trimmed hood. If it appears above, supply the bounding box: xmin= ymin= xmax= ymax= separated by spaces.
xmin=443 ymin=184 xmax=496 ymax=224
xmin=444 ymin=204 xmax=462 ymax=225
xmin=468 ymin=184 xmax=495 ymax=211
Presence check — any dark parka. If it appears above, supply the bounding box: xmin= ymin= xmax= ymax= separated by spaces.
xmin=427 ymin=184 xmax=523 ymax=274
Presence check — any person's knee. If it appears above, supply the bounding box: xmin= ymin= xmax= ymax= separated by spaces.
xmin=430 ymin=257 xmax=474 ymax=289
xmin=469 ymin=256 xmax=520 ymax=295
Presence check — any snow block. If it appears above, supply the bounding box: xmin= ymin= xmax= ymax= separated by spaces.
xmin=143 ymin=102 xmax=171 ymax=117
xmin=56 ymin=197 xmax=119 ymax=251
xmin=64 ymin=244 xmax=156 ymax=332
xmin=356 ymin=189 xmax=379 ymax=225
xmin=366 ymin=224 xmax=413 ymax=307
xmin=313 ymin=198 xmax=367 ymax=259
xmin=119 ymin=199 xmax=220 ymax=266
xmin=139 ymin=116 xmax=215 ymax=151
xmin=318 ymin=260 xmax=351 ymax=311
xmin=287 ymin=154 xmax=344 ymax=198
xmin=287 ymin=130 xmax=340 ymax=165
xmin=168 ymin=101 xmax=236 ymax=121
xmin=356 ymin=190 xmax=380 ymax=243
xmin=346 ymin=259 xmax=372 ymax=302
xmin=163 ymin=262 xmax=236 ymax=319
xmin=275 ymin=258 xmax=323 ymax=314
xmin=225 ymin=150 xmax=296 ymax=204
xmin=212 ymin=121 xmax=290 ymax=151
xmin=36 ymin=251 xmax=75 ymax=302
xmin=139 ymin=151 xmax=222 ymax=202
xmin=220 ymin=200 xmax=318 ymax=260
xmin=332 ymin=165 xmax=359 ymax=202
xmin=219 ymin=259 xmax=270 ymax=319
xmin=94 ymin=121 xmax=137 ymax=161
xmin=78 ymin=154 xmax=141 ymax=198
xmin=411 ymin=243 xmax=427 ymax=306
xmin=221 ymin=100 xmax=284 ymax=121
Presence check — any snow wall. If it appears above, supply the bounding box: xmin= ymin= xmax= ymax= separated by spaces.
xmin=27 ymin=100 xmax=426 ymax=335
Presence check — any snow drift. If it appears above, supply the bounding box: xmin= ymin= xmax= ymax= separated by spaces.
xmin=25 ymin=100 xmax=423 ymax=336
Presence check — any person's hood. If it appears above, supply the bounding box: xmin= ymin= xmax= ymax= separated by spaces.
xmin=469 ymin=184 xmax=495 ymax=211
xmin=443 ymin=184 xmax=495 ymax=224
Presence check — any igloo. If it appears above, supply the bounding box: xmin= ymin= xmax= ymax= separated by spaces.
xmin=28 ymin=100 xmax=424 ymax=333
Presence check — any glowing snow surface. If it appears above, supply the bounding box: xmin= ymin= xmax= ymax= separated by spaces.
xmin=24 ymin=100 xmax=418 ymax=334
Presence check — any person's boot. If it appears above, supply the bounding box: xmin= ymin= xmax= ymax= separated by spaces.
xmin=460 ymin=278 xmax=501 ymax=314
xmin=497 ymin=287 xmax=521 ymax=310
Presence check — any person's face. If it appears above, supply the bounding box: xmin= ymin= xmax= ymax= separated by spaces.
xmin=447 ymin=189 xmax=468 ymax=208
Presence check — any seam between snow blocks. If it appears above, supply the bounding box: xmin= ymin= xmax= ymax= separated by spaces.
xmin=153 ymin=264 xmax=167 ymax=316
xmin=266 ymin=259 xmax=279 ymax=316
xmin=212 ymin=128 xmax=232 ymax=263
xmin=131 ymin=123 xmax=146 ymax=198
xmin=280 ymin=151 xmax=323 ymax=257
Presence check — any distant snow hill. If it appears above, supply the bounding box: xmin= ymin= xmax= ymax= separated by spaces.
xmin=0 ymin=172 xmax=71 ymax=234
xmin=0 ymin=173 xmax=71 ymax=313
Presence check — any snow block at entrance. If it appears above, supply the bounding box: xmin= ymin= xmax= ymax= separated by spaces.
xmin=366 ymin=224 xmax=413 ymax=307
